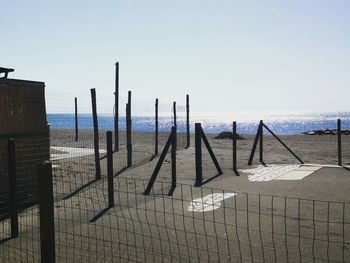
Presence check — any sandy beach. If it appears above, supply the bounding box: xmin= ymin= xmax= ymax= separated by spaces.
xmin=46 ymin=129 xmax=350 ymax=202
xmin=1 ymin=129 xmax=350 ymax=263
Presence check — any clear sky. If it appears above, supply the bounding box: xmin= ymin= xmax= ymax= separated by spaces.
xmin=1 ymin=1 xmax=350 ymax=114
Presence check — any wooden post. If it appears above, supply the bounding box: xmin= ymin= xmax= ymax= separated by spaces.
xmin=75 ymin=97 xmax=78 ymax=142
xmin=155 ymin=98 xmax=159 ymax=156
xmin=91 ymin=88 xmax=101 ymax=180
xmin=259 ymin=120 xmax=263 ymax=163
xmin=126 ymin=91 xmax=132 ymax=167
xmin=338 ymin=119 xmax=342 ymax=166
xmin=106 ymin=131 xmax=114 ymax=208
xmin=126 ymin=104 xmax=130 ymax=167
xmin=171 ymin=126 xmax=176 ymax=192
xmin=186 ymin=95 xmax=190 ymax=148
xmin=38 ymin=161 xmax=56 ymax=263
xmin=232 ymin=122 xmax=237 ymax=173
xmin=173 ymin=101 xmax=177 ymax=130
xmin=194 ymin=123 xmax=202 ymax=187
xmin=8 ymin=139 xmax=18 ymax=238
xmin=114 ymin=62 xmax=119 ymax=151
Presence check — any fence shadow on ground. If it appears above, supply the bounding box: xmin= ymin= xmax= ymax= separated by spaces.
xmin=1 ymin=169 xmax=349 ymax=263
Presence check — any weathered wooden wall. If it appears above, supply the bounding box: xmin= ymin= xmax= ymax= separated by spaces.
xmin=0 ymin=79 xmax=50 ymax=219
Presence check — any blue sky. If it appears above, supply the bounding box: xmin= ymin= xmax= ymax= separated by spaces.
xmin=1 ymin=1 xmax=350 ymax=114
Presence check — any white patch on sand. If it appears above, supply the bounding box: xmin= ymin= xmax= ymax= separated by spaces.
xmin=50 ymin=147 xmax=106 ymax=160
xmin=240 ymin=164 xmax=321 ymax=182
xmin=188 ymin=193 xmax=236 ymax=212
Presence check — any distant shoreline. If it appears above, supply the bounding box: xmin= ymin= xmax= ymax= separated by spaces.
xmin=48 ymin=112 xmax=350 ymax=135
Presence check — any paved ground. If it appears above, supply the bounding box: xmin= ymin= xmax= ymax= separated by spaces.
xmin=1 ymin=142 xmax=350 ymax=262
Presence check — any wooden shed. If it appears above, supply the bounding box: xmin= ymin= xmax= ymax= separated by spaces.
xmin=0 ymin=69 xmax=50 ymax=219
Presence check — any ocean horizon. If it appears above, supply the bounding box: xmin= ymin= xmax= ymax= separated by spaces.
xmin=47 ymin=111 xmax=350 ymax=135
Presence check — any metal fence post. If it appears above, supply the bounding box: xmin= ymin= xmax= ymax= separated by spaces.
xmin=186 ymin=94 xmax=190 ymax=148
xmin=338 ymin=118 xmax=342 ymax=166
xmin=155 ymin=98 xmax=159 ymax=156
xmin=114 ymin=62 xmax=119 ymax=151
xmin=194 ymin=123 xmax=202 ymax=187
xmin=8 ymin=139 xmax=18 ymax=238
xmin=91 ymin=88 xmax=101 ymax=180
xmin=38 ymin=161 xmax=56 ymax=263
xmin=126 ymin=104 xmax=130 ymax=167
xmin=144 ymin=129 xmax=175 ymax=195
xmin=200 ymin=126 xmax=223 ymax=175
xmin=106 ymin=131 xmax=114 ymax=208
xmin=171 ymin=126 xmax=177 ymax=190
xmin=75 ymin=97 xmax=78 ymax=142
xmin=259 ymin=120 xmax=263 ymax=163
xmin=173 ymin=101 xmax=177 ymax=131
xmin=126 ymin=91 xmax=132 ymax=167
xmin=232 ymin=122 xmax=238 ymax=173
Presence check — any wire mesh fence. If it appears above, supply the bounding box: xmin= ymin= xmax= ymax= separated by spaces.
xmin=262 ymin=120 xmax=339 ymax=165
xmin=2 ymin=83 xmax=350 ymax=262
xmin=0 ymin=204 xmax=40 ymax=263
xmin=1 ymin=168 xmax=349 ymax=263
xmin=196 ymin=119 xmax=350 ymax=168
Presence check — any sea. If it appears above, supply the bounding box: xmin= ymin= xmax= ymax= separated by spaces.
xmin=47 ymin=112 xmax=350 ymax=135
